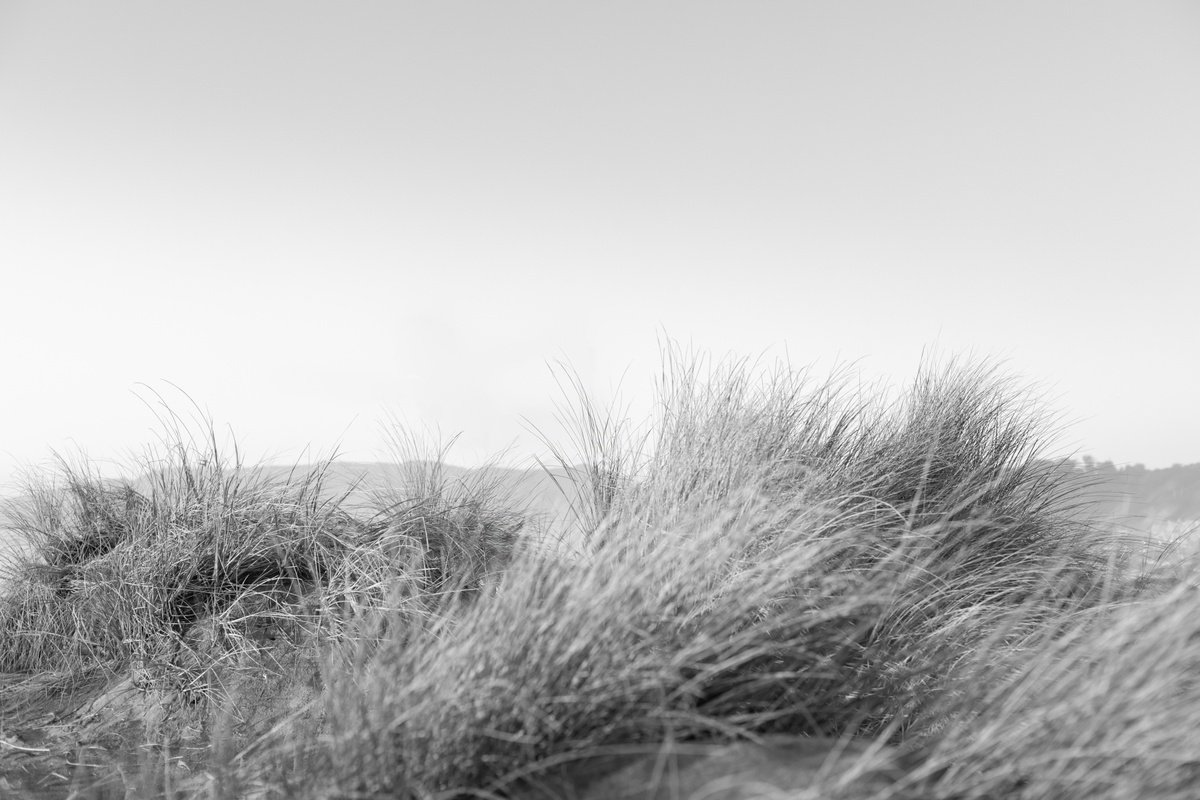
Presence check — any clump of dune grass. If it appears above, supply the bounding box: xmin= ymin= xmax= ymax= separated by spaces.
xmin=0 ymin=407 xmax=530 ymax=793
xmin=314 ymin=488 xmax=903 ymax=797
xmin=284 ymin=349 xmax=1146 ymax=799
xmin=0 ymin=438 xmax=355 ymax=688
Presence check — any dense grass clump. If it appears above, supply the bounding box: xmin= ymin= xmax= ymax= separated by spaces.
xmin=290 ymin=353 xmax=1149 ymax=799
xmin=0 ymin=423 xmax=526 ymax=777
xmin=0 ymin=350 xmax=1189 ymax=800
xmin=0 ymin=446 xmax=355 ymax=684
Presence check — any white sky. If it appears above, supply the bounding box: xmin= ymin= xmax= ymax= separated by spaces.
xmin=1 ymin=1 xmax=1198 ymax=486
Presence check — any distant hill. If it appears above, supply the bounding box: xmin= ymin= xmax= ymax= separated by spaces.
xmin=1055 ymin=459 xmax=1200 ymax=531
xmin=254 ymin=459 xmax=1200 ymax=531
xmin=248 ymin=458 xmax=1200 ymax=528
xmin=247 ymin=460 xmax=584 ymax=526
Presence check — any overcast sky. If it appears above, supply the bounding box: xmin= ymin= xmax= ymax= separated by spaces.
xmin=1 ymin=1 xmax=1198 ymax=486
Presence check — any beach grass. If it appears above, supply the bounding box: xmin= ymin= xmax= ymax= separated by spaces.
xmin=0 ymin=349 xmax=1192 ymax=799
